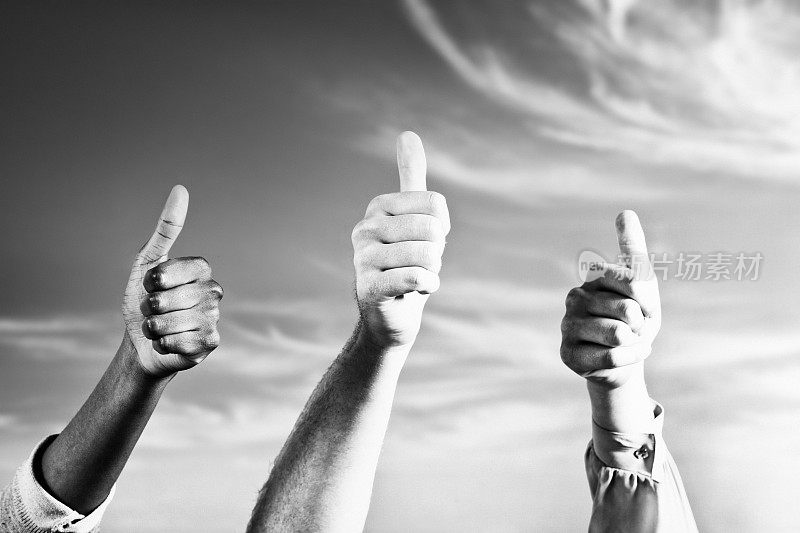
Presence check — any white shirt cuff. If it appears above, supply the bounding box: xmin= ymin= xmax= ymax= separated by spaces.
xmin=14 ymin=435 xmax=115 ymax=532
xmin=590 ymin=399 xmax=667 ymax=482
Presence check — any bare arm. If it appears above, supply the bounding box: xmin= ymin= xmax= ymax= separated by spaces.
xmin=38 ymin=335 xmax=172 ymax=514
xmin=247 ymin=323 xmax=407 ymax=531
xmin=35 ymin=186 xmax=223 ymax=515
xmin=247 ymin=132 xmax=450 ymax=532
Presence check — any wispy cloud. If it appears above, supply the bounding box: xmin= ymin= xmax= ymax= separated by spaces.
xmin=0 ymin=314 xmax=118 ymax=361
xmin=0 ymin=317 xmax=101 ymax=333
xmin=348 ymin=108 xmax=678 ymax=205
xmin=137 ymin=397 xmax=300 ymax=450
xmin=402 ymin=0 xmax=800 ymax=183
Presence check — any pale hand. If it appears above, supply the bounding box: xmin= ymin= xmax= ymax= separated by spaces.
xmin=352 ymin=132 xmax=451 ymax=349
xmin=560 ymin=210 xmax=661 ymax=388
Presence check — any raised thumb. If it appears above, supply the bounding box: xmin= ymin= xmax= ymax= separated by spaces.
xmin=137 ymin=185 xmax=189 ymax=263
xmin=396 ymin=131 xmax=427 ymax=192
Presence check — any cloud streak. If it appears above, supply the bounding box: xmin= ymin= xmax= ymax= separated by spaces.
xmin=403 ymin=0 xmax=800 ymax=183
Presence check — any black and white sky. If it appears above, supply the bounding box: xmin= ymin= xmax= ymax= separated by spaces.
xmin=2 ymin=1 xmax=799 ymax=531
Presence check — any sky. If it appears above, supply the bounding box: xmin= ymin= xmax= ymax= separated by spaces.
xmin=1 ymin=1 xmax=799 ymax=531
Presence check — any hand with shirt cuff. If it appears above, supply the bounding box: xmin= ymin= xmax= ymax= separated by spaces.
xmin=560 ymin=210 xmax=661 ymax=436
xmin=1 ymin=186 xmax=223 ymax=533
xmin=560 ymin=211 xmax=698 ymax=532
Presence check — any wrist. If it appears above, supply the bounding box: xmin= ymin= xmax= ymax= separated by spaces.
xmin=587 ymin=362 xmax=647 ymax=396
xmin=119 ymin=332 xmax=176 ymax=386
xmin=587 ymin=363 xmax=654 ymax=433
xmin=350 ymin=321 xmax=412 ymax=374
xmin=354 ymin=319 xmax=414 ymax=355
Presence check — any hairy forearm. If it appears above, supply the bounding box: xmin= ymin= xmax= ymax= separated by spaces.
xmin=247 ymin=321 xmax=408 ymax=533
xmin=39 ymin=333 xmax=173 ymax=513
xmin=587 ymin=363 xmax=654 ymax=434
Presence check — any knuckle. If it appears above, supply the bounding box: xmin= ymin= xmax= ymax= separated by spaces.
xmin=620 ymin=300 xmax=639 ymax=323
xmin=207 ymin=306 xmax=221 ymax=322
xmin=146 ymin=316 xmax=161 ymax=333
xmin=367 ymin=194 xmax=387 ymax=213
xmin=560 ymin=317 xmax=570 ymax=336
xmin=604 ymin=348 xmax=631 ymax=368
xmin=565 ymin=288 xmax=583 ymax=310
xmin=559 ymin=344 xmax=577 ymax=369
xmin=191 ymin=256 xmax=211 ymax=272
xmin=351 ymin=219 xmax=371 ymax=243
xmin=603 ymin=349 xmax=619 ymax=368
xmin=203 ymin=330 xmax=221 ymax=350
xmin=560 ymin=317 xmax=577 ymax=339
xmin=427 ymin=191 xmax=446 ymax=212
xmin=427 ymin=216 xmax=445 ymax=241
xmin=419 ymin=244 xmax=436 ymax=267
xmin=354 ymin=246 xmax=374 ymax=270
xmin=157 ymin=336 xmax=172 ymax=352
xmin=208 ymin=280 xmax=224 ymax=300
xmin=604 ymin=323 xmax=623 ymax=346
xmin=148 ymin=266 xmax=165 ymax=288
xmin=148 ymin=294 xmax=162 ymax=313
xmin=405 ymin=268 xmax=423 ymax=287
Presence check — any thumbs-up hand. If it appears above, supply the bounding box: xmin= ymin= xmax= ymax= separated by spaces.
xmin=560 ymin=211 xmax=661 ymax=388
xmin=122 ymin=185 xmax=223 ymax=378
xmin=351 ymin=132 xmax=451 ymax=349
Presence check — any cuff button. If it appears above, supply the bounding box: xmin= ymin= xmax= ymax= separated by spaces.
xmin=633 ymin=445 xmax=650 ymax=459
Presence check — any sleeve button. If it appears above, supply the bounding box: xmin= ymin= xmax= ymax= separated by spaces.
xmin=634 ymin=445 xmax=650 ymax=459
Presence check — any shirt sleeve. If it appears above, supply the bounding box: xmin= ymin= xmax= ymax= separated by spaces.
xmin=0 ymin=436 xmax=115 ymax=533
xmin=584 ymin=401 xmax=698 ymax=533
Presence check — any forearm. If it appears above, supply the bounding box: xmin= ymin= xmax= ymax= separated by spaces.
xmin=247 ymin=321 xmax=408 ymax=533
xmin=587 ymin=363 xmax=654 ymax=434
xmin=40 ymin=333 xmax=172 ymax=513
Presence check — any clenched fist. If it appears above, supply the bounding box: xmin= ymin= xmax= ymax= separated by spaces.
xmin=122 ymin=185 xmax=223 ymax=378
xmin=352 ymin=132 xmax=451 ymax=349
xmin=560 ymin=211 xmax=661 ymax=388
